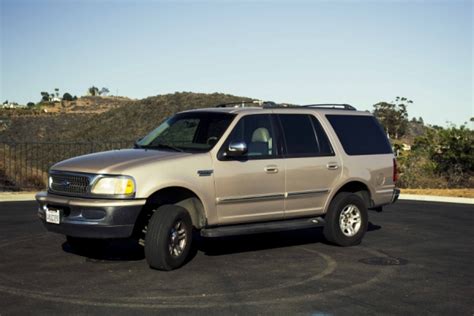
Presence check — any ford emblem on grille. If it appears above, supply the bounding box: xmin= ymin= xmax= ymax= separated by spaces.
xmin=58 ymin=180 xmax=70 ymax=187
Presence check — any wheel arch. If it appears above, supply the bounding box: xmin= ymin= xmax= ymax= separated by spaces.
xmin=134 ymin=186 xmax=207 ymax=238
xmin=327 ymin=180 xmax=373 ymax=210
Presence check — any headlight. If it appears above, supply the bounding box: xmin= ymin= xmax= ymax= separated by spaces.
xmin=91 ymin=176 xmax=135 ymax=195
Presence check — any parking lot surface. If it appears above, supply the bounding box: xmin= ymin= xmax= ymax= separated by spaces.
xmin=0 ymin=200 xmax=472 ymax=315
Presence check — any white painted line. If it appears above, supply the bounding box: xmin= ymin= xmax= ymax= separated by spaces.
xmin=399 ymin=194 xmax=474 ymax=205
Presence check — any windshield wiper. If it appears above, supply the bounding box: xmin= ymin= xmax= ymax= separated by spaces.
xmin=140 ymin=143 xmax=184 ymax=152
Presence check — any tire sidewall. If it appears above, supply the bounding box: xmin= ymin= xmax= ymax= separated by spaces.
xmin=325 ymin=193 xmax=368 ymax=246
xmin=145 ymin=205 xmax=193 ymax=270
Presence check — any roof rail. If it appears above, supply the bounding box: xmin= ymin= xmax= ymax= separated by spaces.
xmin=215 ymin=100 xmax=276 ymax=108
xmin=262 ymin=102 xmax=290 ymax=108
xmin=301 ymin=104 xmax=357 ymax=110
xmin=214 ymin=101 xmax=357 ymax=110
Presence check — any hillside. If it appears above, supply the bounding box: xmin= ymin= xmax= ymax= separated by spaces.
xmin=0 ymin=92 xmax=253 ymax=143
xmin=58 ymin=96 xmax=135 ymax=114
xmin=73 ymin=92 xmax=253 ymax=142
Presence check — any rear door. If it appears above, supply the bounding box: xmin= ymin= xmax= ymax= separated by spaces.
xmin=277 ymin=114 xmax=342 ymax=218
xmin=325 ymin=114 xmax=395 ymax=206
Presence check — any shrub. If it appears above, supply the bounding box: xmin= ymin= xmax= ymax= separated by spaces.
xmin=63 ymin=93 xmax=73 ymax=101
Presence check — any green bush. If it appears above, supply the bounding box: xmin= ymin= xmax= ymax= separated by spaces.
xmin=399 ymin=124 xmax=473 ymax=188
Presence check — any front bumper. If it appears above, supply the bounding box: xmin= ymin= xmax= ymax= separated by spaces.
xmin=36 ymin=191 xmax=146 ymax=239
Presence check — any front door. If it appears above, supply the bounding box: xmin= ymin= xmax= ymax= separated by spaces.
xmin=213 ymin=114 xmax=285 ymax=225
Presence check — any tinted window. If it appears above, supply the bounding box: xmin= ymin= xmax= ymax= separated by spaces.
xmin=310 ymin=116 xmax=334 ymax=155
xmin=326 ymin=115 xmax=392 ymax=155
xmin=223 ymin=114 xmax=277 ymax=159
xmin=278 ymin=114 xmax=333 ymax=157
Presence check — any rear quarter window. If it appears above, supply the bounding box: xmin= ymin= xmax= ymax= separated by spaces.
xmin=326 ymin=115 xmax=392 ymax=155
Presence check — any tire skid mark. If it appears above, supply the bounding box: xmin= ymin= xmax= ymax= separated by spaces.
xmin=0 ymin=235 xmax=397 ymax=309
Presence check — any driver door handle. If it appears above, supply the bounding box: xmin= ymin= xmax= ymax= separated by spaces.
xmin=264 ymin=165 xmax=279 ymax=174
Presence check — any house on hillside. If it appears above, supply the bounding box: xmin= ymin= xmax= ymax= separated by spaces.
xmin=2 ymin=102 xmax=25 ymax=109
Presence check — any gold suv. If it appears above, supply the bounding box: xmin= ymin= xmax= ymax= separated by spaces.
xmin=36 ymin=102 xmax=400 ymax=270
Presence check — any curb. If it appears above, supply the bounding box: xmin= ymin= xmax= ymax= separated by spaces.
xmin=0 ymin=193 xmax=37 ymax=202
xmin=0 ymin=192 xmax=473 ymax=205
xmin=399 ymin=194 xmax=474 ymax=205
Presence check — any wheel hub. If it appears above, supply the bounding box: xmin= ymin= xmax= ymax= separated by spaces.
xmin=168 ymin=220 xmax=187 ymax=257
xmin=339 ymin=204 xmax=362 ymax=237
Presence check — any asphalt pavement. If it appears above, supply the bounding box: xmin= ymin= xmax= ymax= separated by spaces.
xmin=0 ymin=200 xmax=472 ymax=315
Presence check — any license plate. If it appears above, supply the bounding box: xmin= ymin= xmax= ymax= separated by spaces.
xmin=46 ymin=208 xmax=60 ymax=224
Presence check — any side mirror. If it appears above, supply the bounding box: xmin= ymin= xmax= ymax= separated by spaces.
xmin=226 ymin=141 xmax=247 ymax=157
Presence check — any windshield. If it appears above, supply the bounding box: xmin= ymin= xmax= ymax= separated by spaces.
xmin=136 ymin=112 xmax=235 ymax=153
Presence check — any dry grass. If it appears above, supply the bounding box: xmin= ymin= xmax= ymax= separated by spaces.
xmin=401 ymin=188 xmax=474 ymax=198
xmin=0 ymin=146 xmax=47 ymax=190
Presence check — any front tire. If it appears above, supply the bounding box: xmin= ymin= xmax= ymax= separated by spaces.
xmin=144 ymin=205 xmax=193 ymax=271
xmin=323 ymin=192 xmax=368 ymax=246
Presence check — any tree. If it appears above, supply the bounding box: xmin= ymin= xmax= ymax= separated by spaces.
xmin=88 ymin=86 xmax=99 ymax=96
xmin=40 ymin=92 xmax=50 ymax=102
xmin=27 ymin=102 xmax=35 ymax=108
xmin=3 ymin=100 xmax=7 ymax=105
xmin=54 ymin=88 xmax=59 ymax=98
xmin=99 ymin=87 xmax=110 ymax=96
xmin=373 ymin=97 xmax=412 ymax=139
xmin=62 ymin=93 xmax=73 ymax=101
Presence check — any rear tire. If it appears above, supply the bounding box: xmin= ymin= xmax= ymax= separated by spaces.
xmin=144 ymin=205 xmax=193 ymax=271
xmin=323 ymin=192 xmax=368 ymax=246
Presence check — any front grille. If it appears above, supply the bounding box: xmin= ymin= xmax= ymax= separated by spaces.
xmin=50 ymin=173 xmax=91 ymax=195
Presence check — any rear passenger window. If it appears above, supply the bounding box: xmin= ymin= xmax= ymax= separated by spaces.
xmin=326 ymin=115 xmax=393 ymax=155
xmin=278 ymin=114 xmax=334 ymax=157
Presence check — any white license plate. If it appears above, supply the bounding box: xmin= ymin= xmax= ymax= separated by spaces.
xmin=46 ymin=208 xmax=60 ymax=224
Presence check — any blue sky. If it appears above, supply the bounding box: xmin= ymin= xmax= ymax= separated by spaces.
xmin=1 ymin=0 xmax=472 ymax=126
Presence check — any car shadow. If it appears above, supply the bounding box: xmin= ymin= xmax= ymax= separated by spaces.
xmin=61 ymin=221 xmax=382 ymax=262
xmin=368 ymin=221 xmax=382 ymax=232
xmin=197 ymin=227 xmax=325 ymax=256
xmin=198 ymin=221 xmax=382 ymax=256
xmin=62 ymin=238 xmax=145 ymax=262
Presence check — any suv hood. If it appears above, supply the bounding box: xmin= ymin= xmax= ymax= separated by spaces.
xmin=51 ymin=149 xmax=187 ymax=174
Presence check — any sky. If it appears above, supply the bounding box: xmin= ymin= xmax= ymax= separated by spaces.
xmin=0 ymin=0 xmax=472 ymax=126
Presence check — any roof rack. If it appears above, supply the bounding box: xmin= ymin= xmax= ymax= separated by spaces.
xmin=214 ymin=101 xmax=357 ymax=111
xmin=301 ymin=104 xmax=357 ymax=111
xmin=215 ymin=100 xmax=276 ymax=108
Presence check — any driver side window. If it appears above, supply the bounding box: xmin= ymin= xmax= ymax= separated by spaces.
xmin=224 ymin=114 xmax=277 ymax=159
